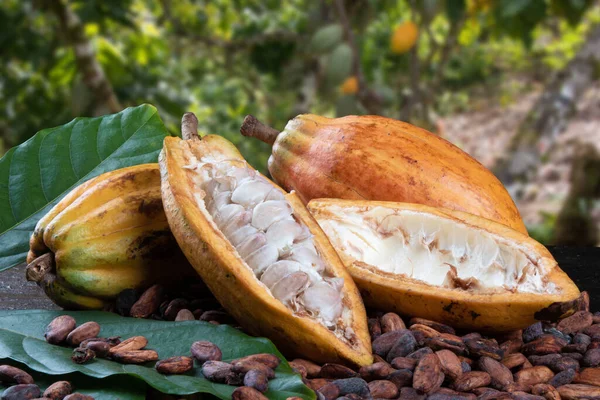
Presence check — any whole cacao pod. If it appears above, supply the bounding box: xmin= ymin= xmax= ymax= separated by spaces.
xmin=240 ymin=114 xmax=526 ymax=233
xmin=26 ymin=164 xmax=195 ymax=309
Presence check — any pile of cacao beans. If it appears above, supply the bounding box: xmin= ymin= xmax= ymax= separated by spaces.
xmin=294 ymin=294 xmax=600 ymax=400
xmin=0 ymin=366 xmax=91 ymax=400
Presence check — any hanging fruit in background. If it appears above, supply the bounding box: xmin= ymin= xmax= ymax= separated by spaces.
xmin=308 ymin=199 xmax=581 ymax=331
xmin=240 ymin=114 xmax=528 ymax=234
xmin=159 ymin=113 xmax=372 ymax=366
xmin=26 ymin=164 xmax=195 ymax=310
xmin=340 ymin=76 xmax=359 ymax=95
xmin=390 ymin=21 xmax=419 ymax=54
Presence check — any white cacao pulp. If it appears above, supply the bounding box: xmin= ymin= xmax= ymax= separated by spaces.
xmin=316 ymin=205 xmax=558 ymax=294
xmin=188 ymin=158 xmax=345 ymax=328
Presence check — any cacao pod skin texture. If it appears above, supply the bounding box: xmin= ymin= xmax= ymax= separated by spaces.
xmin=308 ymin=199 xmax=580 ymax=332
xmin=262 ymin=114 xmax=527 ymax=234
xmin=159 ymin=124 xmax=372 ymax=367
xmin=27 ymin=164 xmax=194 ymax=309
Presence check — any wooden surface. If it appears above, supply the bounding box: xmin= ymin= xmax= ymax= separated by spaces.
xmin=1 ymin=246 xmax=599 ymax=311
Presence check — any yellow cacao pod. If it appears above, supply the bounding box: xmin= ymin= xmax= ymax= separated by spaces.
xmin=308 ymin=199 xmax=581 ymax=331
xmin=26 ymin=164 xmax=194 ymax=310
xmin=159 ymin=113 xmax=372 ymax=366
xmin=241 ymin=114 xmax=527 ymax=234
xmin=390 ymin=22 xmax=418 ymax=54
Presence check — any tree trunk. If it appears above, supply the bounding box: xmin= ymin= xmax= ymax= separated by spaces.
xmin=49 ymin=0 xmax=121 ymax=115
xmin=552 ymin=144 xmax=600 ymax=246
xmin=494 ymin=24 xmax=600 ymax=184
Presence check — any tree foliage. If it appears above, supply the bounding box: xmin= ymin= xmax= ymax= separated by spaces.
xmin=1 ymin=0 xmax=598 ymax=170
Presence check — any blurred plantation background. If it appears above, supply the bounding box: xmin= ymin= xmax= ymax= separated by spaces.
xmin=2 ymin=0 xmax=600 ymax=244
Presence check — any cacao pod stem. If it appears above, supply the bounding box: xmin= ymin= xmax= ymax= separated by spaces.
xmin=181 ymin=112 xmax=199 ymax=140
xmin=25 ymin=253 xmax=55 ymax=283
xmin=240 ymin=115 xmax=280 ymax=146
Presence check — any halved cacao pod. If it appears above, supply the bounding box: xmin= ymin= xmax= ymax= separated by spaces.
xmin=159 ymin=113 xmax=372 ymax=366
xmin=26 ymin=164 xmax=194 ymax=310
xmin=241 ymin=114 xmax=527 ymax=234
xmin=308 ymin=198 xmax=580 ymax=331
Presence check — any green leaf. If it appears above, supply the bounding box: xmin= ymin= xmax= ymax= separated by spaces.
xmin=0 ymin=105 xmax=170 ymax=272
xmin=0 ymin=310 xmax=314 ymax=399
xmin=326 ymin=44 xmax=354 ymax=86
xmin=309 ymin=24 xmax=344 ymax=53
xmin=1 ymin=359 xmax=146 ymax=400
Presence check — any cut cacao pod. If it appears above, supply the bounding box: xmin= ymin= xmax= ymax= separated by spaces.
xmin=240 ymin=114 xmax=527 ymax=234
xmin=26 ymin=164 xmax=194 ymax=309
xmin=159 ymin=113 xmax=372 ymax=366
xmin=307 ymin=199 xmax=580 ymax=331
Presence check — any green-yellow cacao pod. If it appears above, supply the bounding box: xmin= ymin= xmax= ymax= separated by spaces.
xmin=240 ymin=114 xmax=527 ymax=234
xmin=26 ymin=164 xmax=194 ymax=310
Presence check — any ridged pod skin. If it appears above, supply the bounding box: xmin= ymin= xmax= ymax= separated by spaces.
xmin=308 ymin=199 xmax=581 ymax=332
xmin=27 ymin=164 xmax=194 ymax=309
xmin=159 ymin=132 xmax=372 ymax=367
xmin=265 ymin=114 xmax=527 ymax=234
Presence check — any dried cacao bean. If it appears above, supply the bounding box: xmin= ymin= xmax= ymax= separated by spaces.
xmin=290 ymin=359 xmax=321 ymax=378
xmin=202 ymin=360 xmax=235 ymax=383
xmin=523 ymin=336 xmax=567 ymax=356
xmin=231 ymin=354 xmax=280 ymax=369
xmin=175 ymin=309 xmax=195 ymax=321
xmin=244 ymin=369 xmax=269 ymax=393
xmin=387 ymin=369 xmax=413 ymax=389
xmin=231 ymin=386 xmax=268 ymax=400
xmin=406 ymin=347 xmax=433 ymax=361
xmin=81 ymin=341 xmax=110 ymax=358
xmin=111 ymin=350 xmax=158 ymax=364
xmin=413 ymin=353 xmax=444 ymax=393
xmin=409 ymin=318 xmax=455 ymax=335
xmin=452 ymin=371 xmax=491 ymax=392
xmin=515 ymin=366 xmax=554 ymax=387
xmin=573 ymin=367 xmax=600 ymax=386
xmin=557 ymin=383 xmax=600 ymax=399
xmin=436 ymin=350 xmax=463 ymax=381
xmin=109 ymin=336 xmax=147 ymax=354
xmin=524 ymin=323 xmax=544 ymax=343
xmin=390 ymin=357 xmax=417 ymax=370
xmin=0 ymin=365 xmax=34 ymax=384
xmin=428 ymin=388 xmax=476 ymax=400
xmin=372 ymin=330 xmax=408 ymax=358
xmin=190 ymin=341 xmax=222 ymax=364
xmin=358 ymin=362 xmax=395 ymax=381
xmin=380 ymin=312 xmax=406 ymax=333
xmin=531 ymin=383 xmax=561 ymax=400
xmin=400 ymin=387 xmax=427 ymax=399
xmin=66 ymin=322 xmax=100 ymax=347
xmin=318 ymin=363 xmax=357 ymax=379
xmin=387 ymin=330 xmax=418 ymax=362
xmin=1 ymin=384 xmax=41 ymax=400
xmin=549 ymin=368 xmax=576 ymax=387
xmin=478 ymin=356 xmax=513 ymax=390
xmin=410 ymin=323 xmax=441 ymax=338
xmin=502 ymin=353 xmax=528 ymax=369
xmin=584 ymin=349 xmax=600 ymax=367
xmin=426 ymin=334 xmax=467 ymax=355
xmin=129 ymin=285 xmax=164 ymax=318
xmin=155 ymin=356 xmax=193 ymax=374
xmin=368 ymin=380 xmax=398 ymax=398
xmin=333 ymin=377 xmax=370 ymax=397
xmin=465 ymin=338 xmax=503 ymax=360
xmin=368 ymin=318 xmax=382 ymax=339
xmin=63 ymin=394 xmax=94 ymax=400
xmin=45 ymin=316 xmax=76 ymax=345
xmin=71 ymin=347 xmax=95 ymax=364
xmin=232 ymin=360 xmax=275 ymax=379
xmin=43 ymin=381 xmax=72 ymax=399
xmin=557 ymin=311 xmax=593 ymax=335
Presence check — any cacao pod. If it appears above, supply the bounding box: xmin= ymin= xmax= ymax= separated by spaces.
xmin=307 ymin=199 xmax=580 ymax=331
xmin=159 ymin=113 xmax=372 ymax=366
xmin=26 ymin=164 xmax=194 ymax=309
xmin=240 ymin=114 xmax=527 ymax=234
